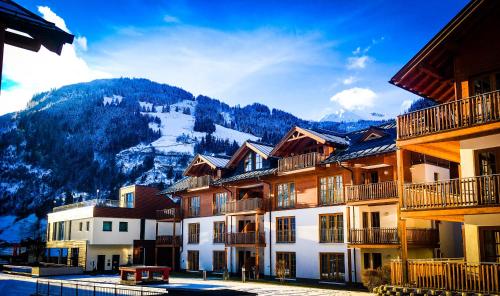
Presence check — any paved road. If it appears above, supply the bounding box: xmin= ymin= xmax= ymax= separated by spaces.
xmin=0 ymin=272 xmax=371 ymax=296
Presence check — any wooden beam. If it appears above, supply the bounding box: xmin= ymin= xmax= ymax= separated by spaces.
xmin=405 ymin=142 xmax=460 ymax=163
xmin=4 ymin=31 xmax=41 ymax=52
xmin=401 ymin=206 xmax=500 ymax=219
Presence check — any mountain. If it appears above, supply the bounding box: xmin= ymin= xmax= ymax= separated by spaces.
xmin=321 ymin=109 xmax=387 ymax=123
xmin=0 ymin=78 xmax=388 ymax=242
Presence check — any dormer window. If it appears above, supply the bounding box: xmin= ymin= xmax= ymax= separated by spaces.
xmin=244 ymin=154 xmax=253 ymax=172
xmin=122 ymin=192 xmax=134 ymax=208
xmin=255 ymin=154 xmax=263 ymax=170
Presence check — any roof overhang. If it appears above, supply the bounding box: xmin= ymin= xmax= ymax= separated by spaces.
xmin=226 ymin=141 xmax=270 ymax=168
xmin=270 ymin=126 xmax=328 ymax=157
xmin=183 ymin=154 xmax=217 ymax=176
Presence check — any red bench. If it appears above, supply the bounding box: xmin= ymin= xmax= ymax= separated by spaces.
xmin=119 ymin=266 xmax=171 ymax=285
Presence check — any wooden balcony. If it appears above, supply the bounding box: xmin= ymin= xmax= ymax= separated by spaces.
xmin=319 ymin=228 xmax=344 ymax=243
xmin=397 ymin=90 xmax=500 ymax=140
xmin=345 ymin=181 xmax=398 ymax=204
xmin=277 ymin=152 xmax=326 ymax=173
xmin=224 ymin=198 xmax=265 ymax=215
xmin=390 ymin=259 xmax=500 ymax=294
xmin=402 ymin=174 xmax=500 ymax=213
xmin=225 ymin=232 xmax=266 ymax=246
xmin=349 ymin=228 xmax=399 ymax=245
xmin=156 ymin=235 xmax=182 ymax=246
xmin=156 ymin=208 xmax=181 ymax=221
xmin=187 ymin=175 xmax=212 ymax=190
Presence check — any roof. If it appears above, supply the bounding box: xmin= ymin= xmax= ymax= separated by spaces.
xmin=324 ymin=121 xmax=397 ymax=163
xmin=183 ymin=154 xmax=230 ymax=176
xmin=389 ymin=0 xmax=493 ymax=102
xmin=202 ymin=154 xmax=230 ymax=168
xmin=213 ymin=168 xmax=277 ymax=185
xmin=226 ymin=140 xmax=274 ymax=168
xmin=0 ymin=0 xmax=74 ymax=54
xmin=247 ymin=141 xmax=274 ymax=158
xmin=158 ymin=177 xmax=192 ymax=195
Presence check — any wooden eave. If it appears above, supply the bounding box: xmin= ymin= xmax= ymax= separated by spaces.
xmin=270 ymin=126 xmax=327 ymax=157
xmin=226 ymin=142 xmax=269 ymax=168
xmin=347 ymin=244 xmax=400 ymax=249
xmin=389 ymin=0 xmax=492 ymax=102
xmin=183 ymin=154 xmax=217 ymax=176
xmin=401 ymin=206 xmax=500 ymax=222
xmin=346 ymin=197 xmax=399 ymax=206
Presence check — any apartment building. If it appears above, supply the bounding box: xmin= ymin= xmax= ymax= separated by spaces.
xmin=388 ymin=0 xmax=500 ymax=292
xmin=46 ymin=185 xmax=176 ymax=272
xmin=161 ymin=126 xmax=441 ymax=283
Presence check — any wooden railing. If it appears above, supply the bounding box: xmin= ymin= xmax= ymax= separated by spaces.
xmin=156 ymin=208 xmax=181 ymax=220
xmin=403 ymin=174 xmax=500 ymax=210
xmin=225 ymin=198 xmax=265 ymax=214
xmin=407 ymin=228 xmax=439 ymax=246
xmin=187 ymin=175 xmax=212 ymax=189
xmin=397 ymin=90 xmax=500 ymax=140
xmin=345 ymin=181 xmax=398 ymax=202
xmin=156 ymin=235 xmax=182 ymax=246
xmin=391 ymin=259 xmax=500 ymax=294
xmin=319 ymin=228 xmax=344 ymax=243
xmin=276 ymin=230 xmax=295 ymax=243
xmin=278 ymin=152 xmax=326 ymax=173
xmin=213 ymin=233 xmax=226 ymax=244
xmin=349 ymin=228 xmax=399 ymax=244
xmin=225 ymin=232 xmax=266 ymax=245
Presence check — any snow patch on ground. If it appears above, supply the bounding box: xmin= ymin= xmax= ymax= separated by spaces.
xmin=0 ymin=214 xmax=41 ymax=243
xmin=103 ymin=95 xmax=123 ymax=106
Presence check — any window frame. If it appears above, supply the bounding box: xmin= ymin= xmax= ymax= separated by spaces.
xmin=188 ymin=196 xmax=201 ymax=217
xmin=102 ymin=221 xmax=112 ymax=232
xmin=276 ymin=182 xmax=296 ymax=209
xmin=213 ymin=192 xmax=228 ymax=215
xmin=276 ymin=216 xmax=296 ymax=243
xmin=188 ymin=223 xmax=200 ymax=244
xmin=213 ymin=221 xmax=226 ymax=244
xmin=187 ymin=250 xmax=200 ymax=271
xmin=255 ymin=153 xmax=263 ymax=170
xmin=213 ymin=251 xmax=226 ymax=272
xmin=244 ymin=153 xmax=253 ymax=172
xmin=319 ymin=213 xmax=344 ymax=243
xmin=119 ymin=221 xmax=128 ymax=232
xmin=318 ymin=175 xmax=344 ymax=205
xmin=276 ymin=252 xmax=296 ymax=278
xmin=319 ymin=252 xmax=345 ymax=281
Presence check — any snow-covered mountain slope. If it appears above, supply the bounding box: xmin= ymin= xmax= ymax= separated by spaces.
xmin=321 ymin=109 xmax=387 ymax=122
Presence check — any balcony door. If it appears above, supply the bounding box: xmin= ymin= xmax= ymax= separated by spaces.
xmin=476 ymin=148 xmax=499 ymax=204
xmin=480 ymin=227 xmax=500 ymax=263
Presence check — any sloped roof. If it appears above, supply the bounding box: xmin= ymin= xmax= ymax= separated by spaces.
xmin=324 ymin=121 xmax=397 ymax=163
xmin=213 ymin=168 xmax=276 ymax=185
xmin=202 ymin=154 xmax=230 ymax=168
xmin=0 ymin=0 xmax=74 ymax=54
xmin=183 ymin=154 xmax=230 ymax=176
xmin=158 ymin=177 xmax=192 ymax=195
xmin=247 ymin=141 xmax=274 ymax=158
xmin=226 ymin=140 xmax=274 ymax=168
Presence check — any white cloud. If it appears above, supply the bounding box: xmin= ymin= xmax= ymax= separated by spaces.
xmin=0 ymin=6 xmax=110 ymax=115
xmin=347 ymin=55 xmax=369 ymax=69
xmin=163 ymin=15 xmax=180 ymax=24
xmin=401 ymin=99 xmax=414 ymax=112
xmin=330 ymin=87 xmax=376 ymax=110
xmin=342 ymin=76 xmax=356 ymax=85
xmin=352 ymin=47 xmax=361 ymax=55
xmin=75 ymin=36 xmax=88 ymax=51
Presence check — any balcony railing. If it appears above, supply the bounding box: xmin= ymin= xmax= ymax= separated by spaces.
xmin=53 ymin=199 xmax=121 ymax=212
xmin=345 ymin=181 xmax=398 ymax=203
xmin=319 ymin=228 xmax=344 ymax=243
xmin=403 ymin=174 xmax=500 ymax=210
xmin=397 ymin=90 xmax=500 ymax=140
xmin=278 ymin=152 xmax=326 ymax=173
xmin=225 ymin=232 xmax=266 ymax=245
xmin=349 ymin=228 xmax=399 ymax=244
xmin=187 ymin=175 xmax=212 ymax=189
xmin=391 ymin=259 xmax=500 ymax=294
xmin=276 ymin=230 xmax=295 ymax=243
xmin=213 ymin=233 xmax=226 ymax=244
xmin=225 ymin=198 xmax=265 ymax=214
xmin=156 ymin=208 xmax=181 ymax=220
xmin=156 ymin=235 xmax=182 ymax=246
xmin=407 ymin=228 xmax=439 ymax=245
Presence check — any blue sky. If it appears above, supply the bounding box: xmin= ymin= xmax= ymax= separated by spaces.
xmin=2 ymin=0 xmax=468 ymax=119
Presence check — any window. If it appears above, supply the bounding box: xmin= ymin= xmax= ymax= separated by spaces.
xmin=277 ymin=183 xmax=296 ymax=209
xmin=125 ymin=192 xmax=134 ymax=208
xmin=188 ymin=223 xmax=200 ymax=244
xmin=472 ymin=75 xmax=491 ymax=96
xmin=79 ymin=222 xmax=83 ymax=231
xmin=86 ymin=221 xmax=90 ymax=231
xmin=319 ymin=214 xmax=343 ymax=243
xmin=188 ymin=196 xmax=200 ymax=217
xmin=255 ymin=154 xmax=263 ymax=170
xmin=55 ymin=221 xmax=65 ymax=241
xmin=188 ymin=251 xmax=199 ymax=271
xmin=320 ymin=253 xmax=345 ymax=281
xmin=119 ymin=222 xmax=128 ymax=232
xmin=103 ymin=221 xmax=112 ymax=232
xmin=364 ymin=253 xmax=382 ymax=269
xmin=213 ymin=221 xmax=225 ymax=243
xmin=480 ymin=227 xmax=500 ymax=263
xmin=276 ymin=252 xmax=296 ymax=278
xmin=433 ymin=172 xmax=439 ymax=181
xmin=213 ymin=192 xmax=227 ymax=215
xmin=276 ymin=217 xmax=295 ymax=243
xmin=319 ymin=176 xmax=344 ymax=205
xmin=244 ymin=154 xmax=253 ymax=172
xmin=213 ymin=251 xmax=226 ymax=272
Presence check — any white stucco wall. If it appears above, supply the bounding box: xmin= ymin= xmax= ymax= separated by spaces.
xmin=410 ymin=163 xmax=450 ymax=183
xmin=460 ymin=134 xmax=500 ymax=177
xmin=86 ymin=245 xmax=133 ymax=271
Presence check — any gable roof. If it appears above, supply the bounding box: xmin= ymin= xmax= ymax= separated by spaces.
xmin=324 ymin=121 xmax=397 ymax=163
xmin=226 ymin=140 xmax=274 ymax=168
xmin=270 ymin=126 xmax=349 ymax=157
xmin=183 ymin=154 xmax=230 ymax=176
xmin=389 ymin=0 xmax=494 ymax=102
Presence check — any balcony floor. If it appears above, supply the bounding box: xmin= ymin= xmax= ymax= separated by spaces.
xmin=401 ymin=205 xmax=500 ymax=222
xmin=346 ymin=197 xmax=399 ymax=206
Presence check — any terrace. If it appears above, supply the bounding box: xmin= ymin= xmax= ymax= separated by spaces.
xmin=277 ymin=152 xmax=326 ymax=173
xmin=225 ymin=232 xmax=266 ymax=246
xmin=345 ymin=181 xmax=398 ymax=204
xmin=224 ymin=198 xmax=265 ymax=215
xmin=52 ymin=199 xmax=122 ymax=212
xmin=349 ymin=228 xmax=438 ymax=246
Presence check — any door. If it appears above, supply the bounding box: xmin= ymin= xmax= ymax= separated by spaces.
xmin=138 ymin=247 xmax=146 ymax=265
xmin=97 ymin=255 xmax=105 ymax=272
xmin=480 ymin=227 xmax=500 ymax=263
xmin=370 ymin=171 xmax=379 ymax=183
xmin=70 ymin=248 xmax=79 ymax=267
xmin=477 ymin=149 xmax=499 ymax=204
xmin=112 ymin=255 xmax=120 ymax=271
xmin=371 ymin=212 xmax=381 ymax=242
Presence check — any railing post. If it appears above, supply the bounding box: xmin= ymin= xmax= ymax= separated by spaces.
xmin=60 ymin=282 xmax=63 ymax=296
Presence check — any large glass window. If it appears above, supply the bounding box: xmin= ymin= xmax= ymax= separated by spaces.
xmin=102 ymin=221 xmax=112 ymax=232
xmin=244 ymin=154 xmax=253 ymax=172
xmin=213 ymin=221 xmax=225 ymax=243
xmin=319 ymin=175 xmax=344 ymax=205
xmin=320 ymin=253 xmax=345 ymax=281
xmin=319 ymin=214 xmax=343 ymax=243
xmin=126 ymin=193 xmax=134 ymax=208
xmin=255 ymin=154 xmax=263 ymax=170
xmin=276 ymin=252 xmax=296 ymax=278
xmin=188 ymin=251 xmax=199 ymax=271
xmin=188 ymin=223 xmax=200 ymax=244
xmin=277 ymin=183 xmax=296 ymax=209
xmin=473 ymin=75 xmax=491 ymax=96
xmin=189 ymin=196 xmax=200 ymax=217
xmin=364 ymin=253 xmax=382 ymax=269
xmin=119 ymin=222 xmax=128 ymax=232
xmin=213 ymin=192 xmax=227 ymax=215
xmin=276 ymin=216 xmax=295 ymax=243
xmin=213 ymin=251 xmax=226 ymax=272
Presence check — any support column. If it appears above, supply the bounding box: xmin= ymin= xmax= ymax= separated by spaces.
xmin=155 ymin=222 xmax=159 ymax=266
xmin=172 ymin=220 xmax=176 ymax=270
xmin=255 ymin=213 xmax=260 ymax=279
xmin=396 ymin=148 xmax=411 ymax=284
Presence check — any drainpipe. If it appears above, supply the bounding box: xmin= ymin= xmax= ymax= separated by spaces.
xmin=258 ymin=176 xmax=273 ymax=278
